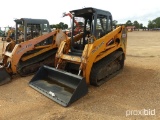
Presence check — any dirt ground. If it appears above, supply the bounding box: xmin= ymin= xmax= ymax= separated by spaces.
xmin=0 ymin=31 xmax=160 ymax=120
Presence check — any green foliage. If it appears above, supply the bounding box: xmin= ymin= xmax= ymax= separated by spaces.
xmin=148 ymin=20 xmax=154 ymax=29
xmin=125 ymin=20 xmax=132 ymax=26
xmin=125 ymin=20 xmax=144 ymax=29
xmin=113 ymin=20 xmax=118 ymax=27
xmin=148 ymin=17 xmax=160 ymax=29
xmin=154 ymin=17 xmax=160 ymax=28
xmin=0 ymin=29 xmax=5 ymax=37
xmin=133 ymin=21 xmax=139 ymax=29
xmin=78 ymin=22 xmax=84 ymax=26
xmin=63 ymin=24 xmax=68 ymax=29
xmin=50 ymin=22 xmax=68 ymax=29
xmin=139 ymin=23 xmax=143 ymax=29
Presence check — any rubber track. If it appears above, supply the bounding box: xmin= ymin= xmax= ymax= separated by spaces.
xmin=90 ymin=51 xmax=124 ymax=86
xmin=17 ymin=49 xmax=57 ymax=76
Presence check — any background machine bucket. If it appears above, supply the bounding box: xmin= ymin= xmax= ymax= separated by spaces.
xmin=29 ymin=65 xmax=88 ymax=107
xmin=0 ymin=67 xmax=11 ymax=85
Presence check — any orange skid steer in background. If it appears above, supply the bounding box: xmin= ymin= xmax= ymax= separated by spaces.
xmin=0 ymin=18 xmax=68 ymax=85
xmin=29 ymin=7 xmax=127 ymax=107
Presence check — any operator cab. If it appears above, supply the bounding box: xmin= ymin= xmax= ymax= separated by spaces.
xmin=70 ymin=7 xmax=112 ymax=53
xmin=14 ymin=18 xmax=51 ymax=44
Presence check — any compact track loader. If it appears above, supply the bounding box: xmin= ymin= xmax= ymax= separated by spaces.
xmin=0 ymin=18 xmax=68 ymax=85
xmin=29 ymin=7 xmax=127 ymax=106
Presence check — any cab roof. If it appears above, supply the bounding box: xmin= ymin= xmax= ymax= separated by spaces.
xmin=14 ymin=18 xmax=49 ymax=25
xmin=70 ymin=7 xmax=112 ymax=18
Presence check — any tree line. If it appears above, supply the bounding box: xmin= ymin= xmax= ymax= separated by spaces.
xmin=148 ymin=17 xmax=160 ymax=29
xmin=50 ymin=22 xmax=68 ymax=30
xmin=113 ymin=20 xmax=145 ymax=29
xmin=113 ymin=17 xmax=160 ymax=30
xmin=50 ymin=17 xmax=160 ymax=30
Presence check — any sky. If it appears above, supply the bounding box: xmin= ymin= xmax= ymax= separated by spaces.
xmin=0 ymin=0 xmax=160 ymax=29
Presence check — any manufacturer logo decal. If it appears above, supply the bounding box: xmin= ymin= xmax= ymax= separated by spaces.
xmin=17 ymin=44 xmax=32 ymax=54
xmin=92 ymin=41 xmax=104 ymax=54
